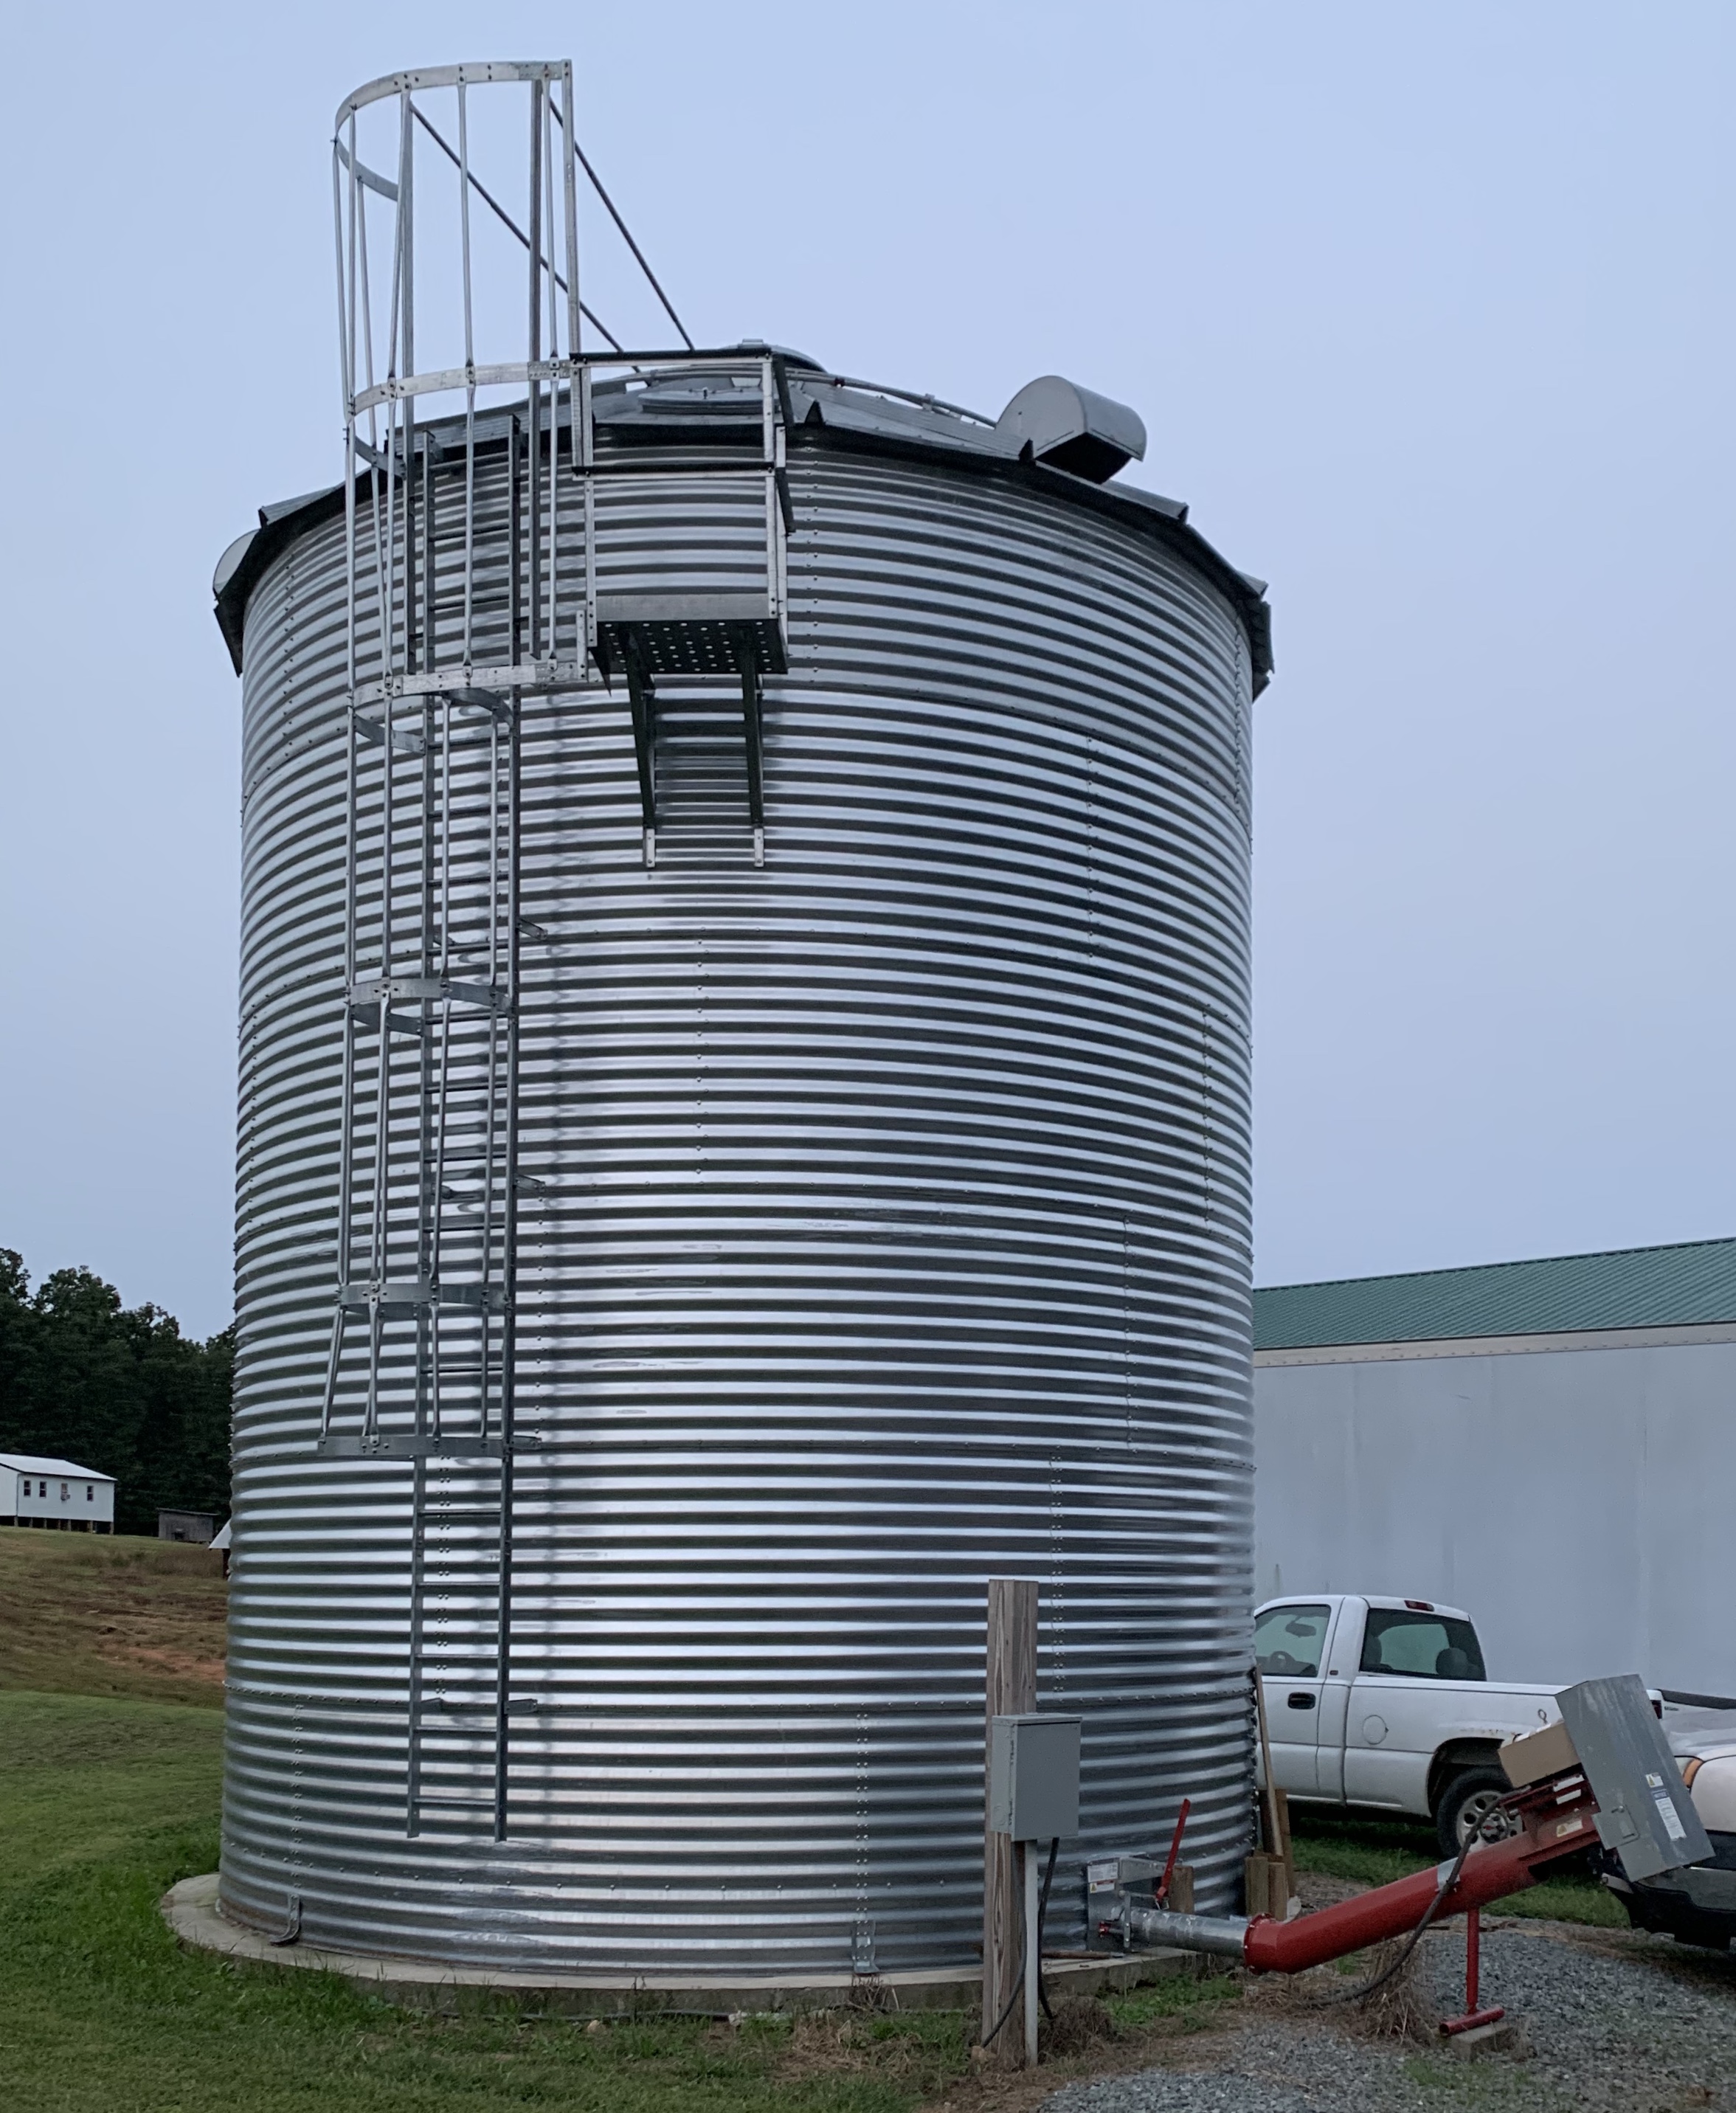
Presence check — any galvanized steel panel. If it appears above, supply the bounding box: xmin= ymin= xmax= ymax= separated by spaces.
xmin=222 ymin=434 xmax=1258 ymax=1974
xmin=1255 ymin=1336 xmax=1736 ymax=1698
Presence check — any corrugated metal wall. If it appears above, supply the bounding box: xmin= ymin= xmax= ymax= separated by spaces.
xmin=222 ymin=433 xmax=1258 ymax=1974
xmin=1256 ymin=1338 xmax=1736 ymax=1695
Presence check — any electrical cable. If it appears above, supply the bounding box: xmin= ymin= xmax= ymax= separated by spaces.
xmin=1309 ymin=1789 xmax=1521 ymax=2009
xmin=977 ymin=1946 xmax=1024 ymax=2050
xmin=976 ymin=1838 xmax=1060 ymax=2049
xmin=1037 ymin=1837 xmax=1059 ymax=2021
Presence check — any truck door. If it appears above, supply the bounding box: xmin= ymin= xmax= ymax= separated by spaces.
xmin=1253 ymin=1601 xmax=1332 ymax=1796
xmin=1344 ymin=1605 xmax=1487 ymax=1809
xmin=1314 ymin=1601 xmax=1358 ymax=1801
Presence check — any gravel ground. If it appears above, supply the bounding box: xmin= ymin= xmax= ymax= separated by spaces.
xmin=1042 ymin=1920 xmax=1736 ymax=2113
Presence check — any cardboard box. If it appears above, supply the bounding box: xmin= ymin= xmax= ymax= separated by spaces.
xmin=1498 ymin=1718 xmax=1578 ymax=1788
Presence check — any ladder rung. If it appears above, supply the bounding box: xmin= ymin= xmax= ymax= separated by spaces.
xmin=315 ymin=1433 xmax=505 ymax=1459
xmin=331 ymin=1279 xmax=508 ymax=1314
xmin=350 ymin=974 xmax=508 ymax=1014
xmin=351 ymin=657 xmax=583 ymax=708
xmin=343 ymin=1000 xmax=431 ymax=1037
xmin=353 ymin=712 xmax=426 ymax=754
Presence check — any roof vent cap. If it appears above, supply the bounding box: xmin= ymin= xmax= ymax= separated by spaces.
xmin=996 ymin=376 xmax=1146 ymax=483
xmin=212 ymin=528 xmax=257 ymax=601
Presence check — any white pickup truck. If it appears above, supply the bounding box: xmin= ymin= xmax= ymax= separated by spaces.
xmin=1255 ymin=1594 xmax=1564 ymax=1855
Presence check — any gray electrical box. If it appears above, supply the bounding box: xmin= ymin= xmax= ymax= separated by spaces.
xmin=1557 ymin=1673 xmax=1712 ymax=1884
xmin=988 ymin=1713 xmax=1082 ymax=1841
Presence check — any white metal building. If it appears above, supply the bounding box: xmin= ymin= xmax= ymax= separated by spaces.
xmin=1 ymin=1452 xmax=117 ymax=1531
xmin=1254 ymin=1238 xmax=1736 ymax=1701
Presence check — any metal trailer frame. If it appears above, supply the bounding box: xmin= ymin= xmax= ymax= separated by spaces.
xmin=317 ymin=60 xmax=789 ymax=1842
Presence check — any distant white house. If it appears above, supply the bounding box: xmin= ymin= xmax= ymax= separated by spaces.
xmin=1 ymin=1453 xmax=117 ymax=1532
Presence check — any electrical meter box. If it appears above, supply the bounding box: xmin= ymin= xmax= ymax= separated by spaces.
xmin=988 ymin=1713 xmax=1082 ymax=1841
xmin=1557 ymin=1673 xmax=1712 ymax=1883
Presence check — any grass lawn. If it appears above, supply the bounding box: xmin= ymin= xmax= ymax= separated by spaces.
xmin=0 ymin=1684 xmax=1245 ymax=2113
xmin=0 ymin=1686 xmax=952 ymax=2113
xmin=1288 ymin=1804 xmax=1627 ymax=1928
xmin=0 ymin=1532 xmax=1628 ymax=2107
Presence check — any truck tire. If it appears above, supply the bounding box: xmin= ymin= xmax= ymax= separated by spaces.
xmin=1434 ymin=1766 xmax=1513 ymax=1858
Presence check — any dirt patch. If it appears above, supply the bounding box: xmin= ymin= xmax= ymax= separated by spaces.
xmin=0 ymin=1528 xmax=226 ymax=1705
xmin=1248 ymin=1938 xmax=1439 ymax=2047
xmin=1041 ymin=1997 xmax=1121 ymax=2057
xmin=897 ymin=1982 xmax=1246 ymax=2113
xmin=106 ymin=1641 xmax=227 ymax=1684
xmin=781 ymin=2012 xmax=964 ymax=2092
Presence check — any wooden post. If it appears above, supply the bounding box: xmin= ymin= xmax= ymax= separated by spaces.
xmin=1274 ymin=1786 xmax=1296 ymax=1901
xmin=982 ymin=1578 xmax=1037 ymax=2062
xmin=1247 ymin=1667 xmax=1293 ymax=1918
xmin=1251 ymin=1666 xmax=1284 ymax=1858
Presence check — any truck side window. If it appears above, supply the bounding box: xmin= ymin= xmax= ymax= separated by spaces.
xmin=1359 ymin=1609 xmax=1486 ymax=1681
xmin=1253 ymin=1603 xmax=1330 ymax=1678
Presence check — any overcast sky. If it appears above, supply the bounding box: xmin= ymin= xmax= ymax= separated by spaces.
xmin=2 ymin=2 xmax=1732 ymax=1336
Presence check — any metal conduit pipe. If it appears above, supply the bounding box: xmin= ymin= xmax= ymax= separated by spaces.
xmin=1118 ymin=1908 xmax=1248 ymax=1957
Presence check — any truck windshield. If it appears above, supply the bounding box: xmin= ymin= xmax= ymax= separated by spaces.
xmin=1253 ymin=1603 xmax=1330 ymax=1678
xmin=1359 ymin=1609 xmax=1486 ymax=1681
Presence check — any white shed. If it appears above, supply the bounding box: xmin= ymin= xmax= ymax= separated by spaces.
xmin=1 ymin=1453 xmax=117 ymax=1532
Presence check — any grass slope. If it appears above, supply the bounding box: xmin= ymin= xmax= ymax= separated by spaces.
xmin=0 ymin=1529 xmax=226 ymax=1706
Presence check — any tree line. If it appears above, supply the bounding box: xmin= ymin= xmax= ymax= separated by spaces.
xmin=0 ymin=1249 xmax=232 ymax=1535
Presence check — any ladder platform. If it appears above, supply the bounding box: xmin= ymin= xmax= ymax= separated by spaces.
xmin=595 ymin=596 xmax=787 ymax=679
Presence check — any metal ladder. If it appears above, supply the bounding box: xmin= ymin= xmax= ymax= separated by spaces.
xmin=317 ymin=392 xmax=531 ymax=1834
xmin=318 ymin=62 xmax=789 ymax=1840
xmin=322 ymin=64 xmax=574 ymax=1841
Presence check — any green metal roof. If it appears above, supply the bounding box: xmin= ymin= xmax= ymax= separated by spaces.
xmin=1253 ymin=1237 xmax=1736 ymax=1351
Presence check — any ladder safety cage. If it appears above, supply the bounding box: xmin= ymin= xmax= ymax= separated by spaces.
xmin=317 ymin=61 xmax=564 ymax=1845
xmin=320 ymin=61 xmax=792 ymax=1841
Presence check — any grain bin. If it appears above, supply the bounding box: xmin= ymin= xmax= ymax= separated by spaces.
xmin=210 ymin=61 xmax=1271 ymax=1977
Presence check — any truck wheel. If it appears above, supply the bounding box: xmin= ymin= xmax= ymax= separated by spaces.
xmin=1434 ymin=1767 xmax=1513 ymax=1858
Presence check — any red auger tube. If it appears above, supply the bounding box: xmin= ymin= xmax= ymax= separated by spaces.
xmin=1242 ymin=1830 xmax=1542 ymax=1974
xmin=1120 ymin=1774 xmax=1598 ymax=1975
